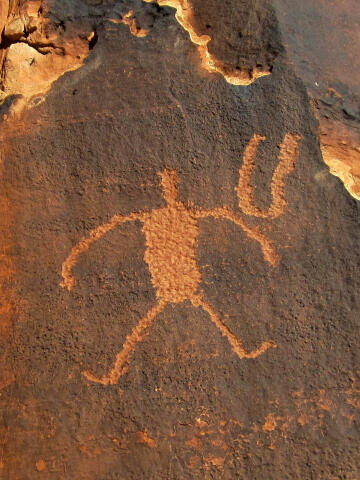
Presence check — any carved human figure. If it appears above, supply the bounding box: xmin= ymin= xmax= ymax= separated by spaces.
xmin=61 ymin=133 xmax=301 ymax=384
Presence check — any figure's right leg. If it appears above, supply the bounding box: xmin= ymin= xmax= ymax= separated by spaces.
xmin=83 ymin=300 xmax=167 ymax=385
xmin=191 ymin=294 xmax=276 ymax=359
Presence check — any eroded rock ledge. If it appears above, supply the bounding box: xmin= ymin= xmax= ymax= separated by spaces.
xmin=0 ymin=0 xmax=282 ymax=116
xmin=0 ymin=0 xmax=97 ymax=115
xmin=1 ymin=0 xmax=359 ymax=200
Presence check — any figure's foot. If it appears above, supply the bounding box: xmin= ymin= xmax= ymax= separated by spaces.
xmin=82 ymin=370 xmax=111 ymax=385
xmin=240 ymin=340 xmax=277 ymax=359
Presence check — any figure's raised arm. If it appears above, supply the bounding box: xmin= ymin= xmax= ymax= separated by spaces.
xmin=60 ymin=211 xmax=147 ymax=291
xmin=236 ymin=133 xmax=302 ymax=218
xmin=194 ymin=207 xmax=279 ymax=267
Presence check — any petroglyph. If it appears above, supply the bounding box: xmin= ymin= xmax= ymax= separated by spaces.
xmin=61 ymin=133 xmax=301 ymax=384
xmin=237 ymin=133 xmax=302 ymax=218
xmin=60 ymin=212 xmax=145 ymax=292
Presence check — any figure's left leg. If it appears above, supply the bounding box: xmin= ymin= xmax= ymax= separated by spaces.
xmin=190 ymin=294 xmax=276 ymax=359
xmin=83 ymin=300 xmax=167 ymax=385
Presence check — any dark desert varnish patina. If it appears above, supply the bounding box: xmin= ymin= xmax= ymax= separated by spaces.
xmin=0 ymin=0 xmax=359 ymax=478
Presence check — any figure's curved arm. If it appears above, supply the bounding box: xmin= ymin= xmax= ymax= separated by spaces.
xmin=194 ymin=207 xmax=279 ymax=267
xmin=60 ymin=212 xmax=147 ymax=291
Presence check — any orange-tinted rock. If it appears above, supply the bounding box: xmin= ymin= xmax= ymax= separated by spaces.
xmin=0 ymin=1 xmax=359 ymax=479
xmin=0 ymin=1 xmax=94 ymax=116
xmin=320 ymin=119 xmax=360 ymax=200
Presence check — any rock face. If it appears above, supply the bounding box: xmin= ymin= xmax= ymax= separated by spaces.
xmin=0 ymin=1 xmax=359 ymax=479
xmin=273 ymin=0 xmax=360 ymax=200
xmin=0 ymin=0 xmax=95 ymax=115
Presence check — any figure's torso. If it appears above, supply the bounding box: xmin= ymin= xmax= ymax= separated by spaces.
xmin=142 ymin=203 xmax=202 ymax=303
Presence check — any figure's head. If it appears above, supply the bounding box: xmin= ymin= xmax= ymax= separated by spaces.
xmin=158 ymin=169 xmax=179 ymax=204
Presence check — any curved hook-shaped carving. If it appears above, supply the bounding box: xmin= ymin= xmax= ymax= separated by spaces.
xmin=236 ymin=133 xmax=302 ymax=219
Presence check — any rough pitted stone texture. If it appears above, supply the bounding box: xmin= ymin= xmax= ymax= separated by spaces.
xmin=0 ymin=1 xmax=359 ymax=479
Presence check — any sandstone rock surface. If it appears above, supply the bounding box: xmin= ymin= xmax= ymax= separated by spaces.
xmin=0 ymin=1 xmax=359 ymax=478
